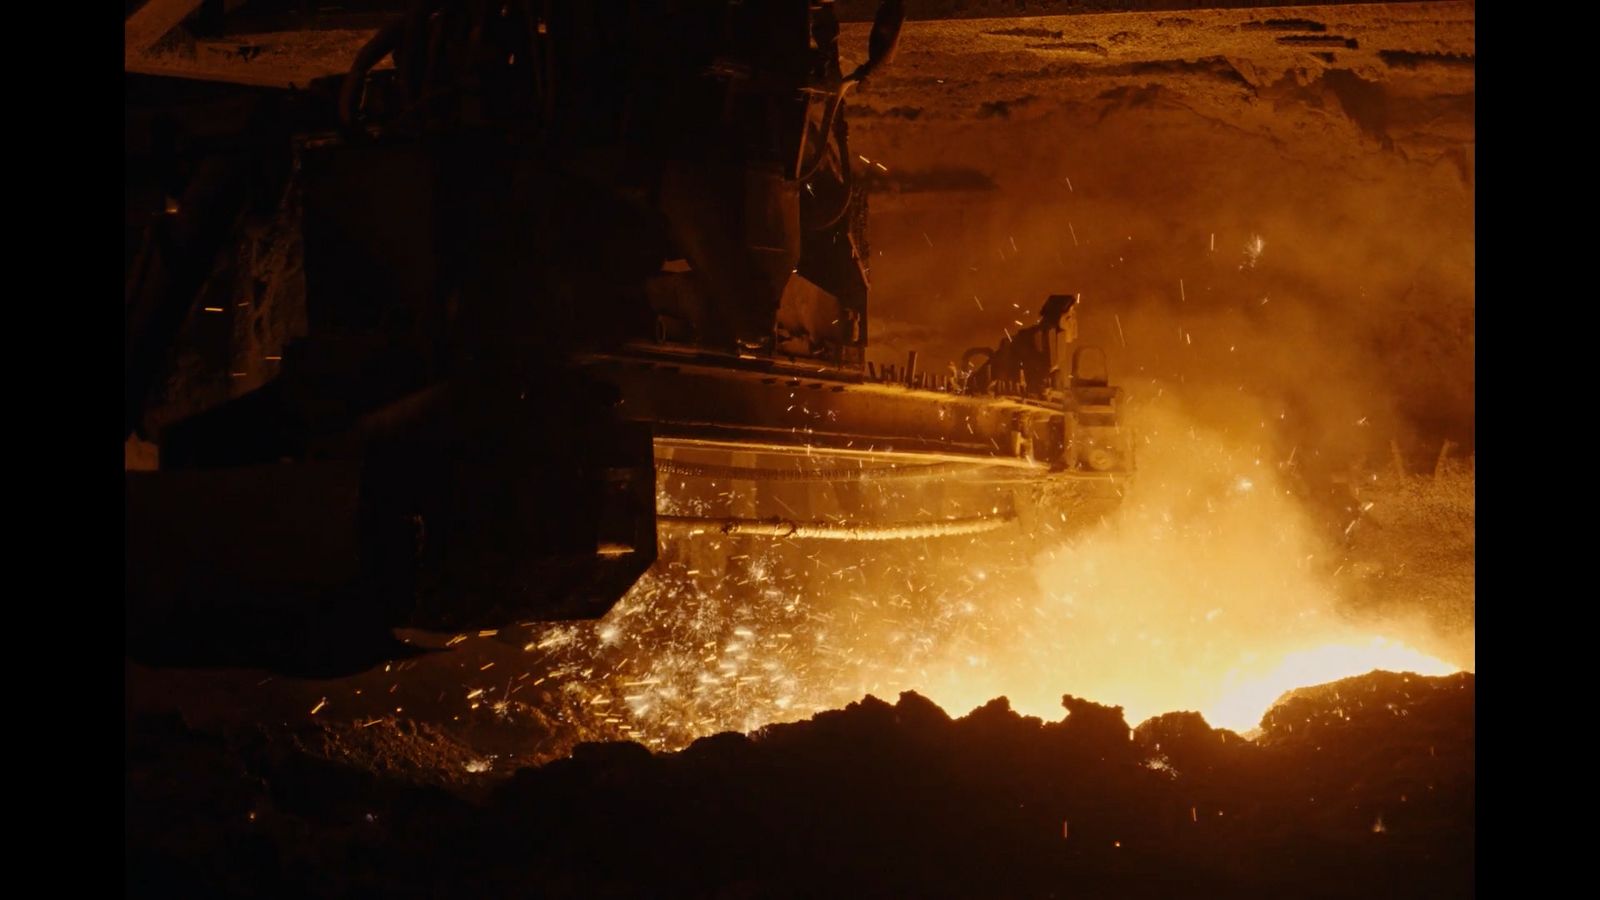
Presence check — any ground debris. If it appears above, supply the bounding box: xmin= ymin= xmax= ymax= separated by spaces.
xmin=127 ymin=671 xmax=1473 ymax=898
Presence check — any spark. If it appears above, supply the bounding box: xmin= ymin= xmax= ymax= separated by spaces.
xmin=480 ymin=404 xmax=1467 ymax=758
xmin=1243 ymin=234 xmax=1266 ymax=268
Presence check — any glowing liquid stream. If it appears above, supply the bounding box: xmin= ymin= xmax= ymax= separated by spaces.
xmin=1204 ymin=637 xmax=1460 ymax=732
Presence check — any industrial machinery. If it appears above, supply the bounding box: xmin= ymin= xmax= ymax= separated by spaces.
xmin=124 ymin=0 xmax=1131 ymax=673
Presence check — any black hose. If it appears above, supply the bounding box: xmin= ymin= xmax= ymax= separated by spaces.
xmin=339 ymin=18 xmax=406 ymax=132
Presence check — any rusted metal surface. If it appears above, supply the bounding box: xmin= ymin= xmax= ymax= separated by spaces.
xmin=126 ymin=28 xmax=382 ymax=88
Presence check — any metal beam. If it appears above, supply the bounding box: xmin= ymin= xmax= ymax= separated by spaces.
xmin=125 ymin=0 xmax=207 ymax=55
xmin=657 ymin=511 xmax=1016 ymax=541
xmin=125 ymin=29 xmax=378 ymax=89
xmin=578 ymin=349 xmax=1070 ymax=469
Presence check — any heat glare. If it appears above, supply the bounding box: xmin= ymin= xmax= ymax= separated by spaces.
xmin=528 ymin=394 xmax=1469 ymax=745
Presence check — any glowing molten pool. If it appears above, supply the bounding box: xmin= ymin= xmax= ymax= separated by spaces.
xmin=914 ymin=635 xmax=1462 ymax=735
xmin=1203 ymin=637 xmax=1459 ymax=732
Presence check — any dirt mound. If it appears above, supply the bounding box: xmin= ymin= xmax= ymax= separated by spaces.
xmin=127 ymin=670 xmax=1473 ymax=898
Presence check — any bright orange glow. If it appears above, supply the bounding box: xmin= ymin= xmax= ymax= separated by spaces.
xmin=1204 ymin=637 xmax=1457 ymax=732
xmin=916 ymin=635 xmax=1462 ymax=735
xmin=908 ymin=395 xmax=1470 ymax=732
xmin=522 ymin=390 xmax=1473 ymax=748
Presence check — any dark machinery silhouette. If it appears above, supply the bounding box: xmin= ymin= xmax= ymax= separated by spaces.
xmin=124 ymin=0 xmax=1129 ymax=674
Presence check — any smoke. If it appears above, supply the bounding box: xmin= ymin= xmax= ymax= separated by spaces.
xmin=910 ymin=389 xmax=1464 ymax=731
xmin=843 ymin=91 xmax=1479 ymax=725
xmin=521 ymin=50 xmax=1477 ymax=745
xmin=859 ymin=85 xmax=1474 ymax=471
xmin=526 ymin=383 xmax=1467 ymax=746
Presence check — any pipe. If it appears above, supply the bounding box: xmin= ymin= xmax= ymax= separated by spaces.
xmin=656 ymin=511 xmax=1014 ymax=541
xmin=656 ymin=459 xmax=977 ymax=483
